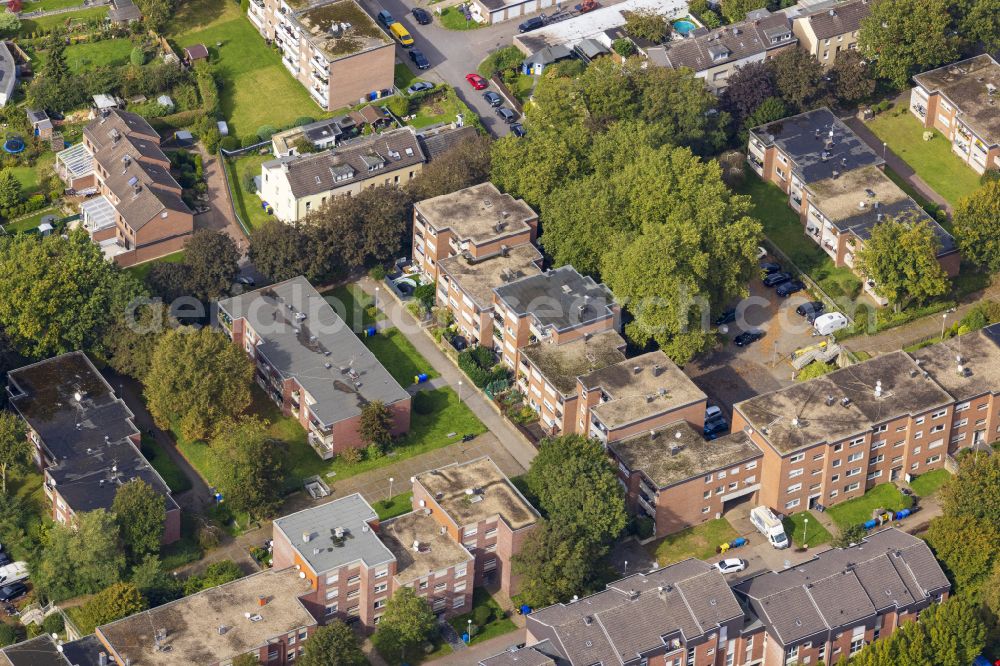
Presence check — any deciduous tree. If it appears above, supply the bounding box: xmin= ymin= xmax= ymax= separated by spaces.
xmin=373 ymin=587 xmax=435 ymax=662
xmin=854 ymin=214 xmax=949 ymax=310
xmin=0 ymin=169 xmax=20 ymax=209
xmin=249 ymin=220 xmax=327 ymax=283
xmin=182 ymin=229 xmax=241 ymax=301
xmin=768 ymin=49 xmax=829 ymax=112
xmin=858 ymin=0 xmax=958 ymax=88
xmin=405 ymin=134 xmax=492 ymax=202
xmin=953 ymin=180 xmax=1000 ymax=273
xmin=316 ymin=185 xmax=412 ymax=271
xmin=211 ymin=417 xmax=287 ymax=521
xmin=359 ymin=400 xmax=393 ymax=451
xmin=720 ymin=62 xmax=776 ymax=128
xmin=113 ymin=478 xmax=166 ymax=564
xmin=623 ymin=9 xmax=668 ymax=42
xmin=0 ymin=412 xmax=28 ymax=496
xmin=955 ymin=0 xmax=1000 ymax=51
xmin=720 ymin=0 xmax=766 ymax=23
xmin=741 ymin=96 xmax=787 ymax=145
xmin=0 ymin=11 xmax=21 ymax=36
xmin=74 ymin=582 xmax=147 ymax=634
xmin=299 ymin=621 xmax=367 ymax=666
xmin=829 ymin=50 xmax=876 ymax=104
xmin=134 ymin=0 xmax=176 ymax=33
xmin=926 ymin=514 xmax=998 ymax=593
xmin=143 ymin=327 xmax=253 ymax=440
xmin=513 ymin=519 xmax=599 ymax=607
xmin=32 ymin=510 xmax=126 ymax=602
xmin=102 ymin=301 xmax=172 ymax=381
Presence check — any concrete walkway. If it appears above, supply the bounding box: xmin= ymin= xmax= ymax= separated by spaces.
xmin=429 ymin=628 xmax=527 ymax=665
xmin=843 ymin=114 xmax=954 ymax=216
xmin=356 ymin=277 xmax=539 ymax=470
xmin=194 ymin=143 xmax=249 ymax=251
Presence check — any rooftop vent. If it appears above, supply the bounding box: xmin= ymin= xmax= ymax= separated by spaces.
xmin=334 ymin=526 xmax=345 ymax=539
xmin=874 ymin=380 xmax=883 ymax=398
xmin=841 ymin=397 xmax=851 ymax=407
xmin=633 ymin=365 xmax=642 ymax=375
xmin=653 ymin=364 xmax=662 ymax=376
xmin=303 ymin=531 xmax=312 ymax=542
xmin=583 ymin=615 xmax=593 ymax=625
xmin=826 ymin=395 xmax=835 ymax=406
xmin=675 ymin=430 xmax=683 ymax=440
xmin=412 ymin=540 xmax=421 ymax=552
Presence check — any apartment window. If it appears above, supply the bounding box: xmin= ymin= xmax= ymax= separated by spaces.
xmin=702 ymin=506 xmax=711 ymax=514
xmin=464 ymin=527 xmax=477 ymax=538
xmin=347 ymin=590 xmax=360 ymax=601
xmin=850 ymin=638 xmax=865 ymax=656
xmin=833 ymin=443 xmax=843 ymax=452
xmin=484 ymin=528 xmax=498 ymax=539
xmin=812 ymin=468 xmax=822 ymax=476
xmin=704 ymin=490 xmax=712 ymax=499
xmin=867 ymin=470 xmax=882 ymax=480
xmin=787 ymin=483 xmax=802 ymax=493
xmin=484 ymin=558 xmax=498 ymax=572
xmin=374 ymin=599 xmax=386 ymax=610
xmin=325 ymin=589 xmax=338 ymax=600
xmin=915 ymin=417 xmax=925 ymax=425
xmin=374 ymin=568 xmax=388 ymax=579
xmin=850 ymin=437 xmax=865 ymax=447
xmin=719 ymin=470 xmax=727 ymax=479
xmin=453 ymin=596 xmax=466 ymax=609
xmin=870 ymin=440 xmax=885 ymax=450
xmin=704 ymin=474 xmax=713 ymax=483
xmin=789 ymin=468 xmax=804 ymax=478
xmin=927 ymin=455 xmax=942 ymax=464
xmin=846 ymin=482 xmax=860 ymax=492
xmin=914 ymin=432 xmax=923 ymax=440
xmin=913 ymin=446 xmax=921 ymax=455
xmin=454 ymin=582 xmax=467 ymax=593
xmin=930 ymin=424 xmax=945 ymax=434
xmin=896 ymin=425 xmax=907 ymax=432
xmin=813 ymin=452 xmax=825 ymax=461
xmin=929 ymin=438 xmax=943 ymax=449
xmin=324 ymin=603 xmax=338 ymax=616
xmin=848 ymin=452 xmax=863 ymax=462
xmin=326 ymin=574 xmax=339 ymax=585
xmin=419 ymin=580 xmax=428 ymax=590
xmin=955 ymin=400 xmax=971 ymax=412
xmin=745 ymin=475 xmax=756 ymax=484
xmin=374 ymin=583 xmax=387 ymax=594
xmin=894 ymin=440 xmax=905 ymax=448
xmin=831 ymin=474 xmax=840 ymax=482
xmin=847 ymin=467 xmax=862 ymax=477
xmin=455 ymin=563 xmax=467 ymax=577
xmin=434 ymin=582 xmax=447 ymax=592
xmin=790 ymin=453 xmax=805 ymax=463
xmin=932 ymin=409 xmax=948 ymax=419
xmin=347 ymin=575 xmax=360 ymax=586
xmin=485 ymin=544 xmax=497 ymax=553
xmin=832 ymin=459 xmax=842 ymax=468
xmin=952 ymin=433 xmax=967 ymax=444
xmin=979 ymin=418 xmax=989 ymax=426
xmin=873 ymin=424 xmax=888 ymax=434
xmin=785 ymin=499 xmax=800 ymax=510
xmin=829 ymin=489 xmax=839 ymax=498
xmin=870 ymin=454 xmax=884 ymax=464
xmin=728 ymin=482 xmax=738 ymax=491
xmin=954 ymin=419 xmax=968 ymax=428
xmin=746 ymin=461 xmax=758 ymax=470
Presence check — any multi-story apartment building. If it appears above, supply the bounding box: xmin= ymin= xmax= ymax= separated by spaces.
xmin=260 ymin=127 xmax=426 ymax=222
xmin=272 ymin=493 xmax=474 ymax=629
xmin=608 ymin=422 xmax=763 ymax=537
xmin=247 ymin=0 xmax=395 ymax=110
xmin=217 ymin=276 xmax=411 ymax=459
xmin=492 ymin=266 xmax=619 ymax=370
xmin=494 ymin=529 xmax=948 ymax=666
xmin=0 ymin=634 xmax=113 ymax=666
xmin=579 ymin=350 xmax=707 ymax=444
xmin=6 ymin=352 xmax=180 ymax=543
xmin=55 ymin=109 xmax=193 ymax=266
xmin=516 ymin=330 xmax=628 ymax=436
xmin=412 ymin=457 xmax=539 ymax=597
xmin=732 ymin=323 xmax=1000 ymax=515
xmin=736 ymin=528 xmax=950 ymax=666
xmin=649 ymin=10 xmax=797 ymax=93
xmin=96 ymin=567 xmax=317 ymax=665
xmin=910 ymin=54 xmax=1000 ymax=175
xmin=437 ymin=244 xmax=543 ymax=348
xmin=791 ymin=0 xmax=869 ymax=66
xmin=413 ymin=182 xmax=539 ymax=282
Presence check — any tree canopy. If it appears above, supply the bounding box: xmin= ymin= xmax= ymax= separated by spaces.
xmin=113 ymin=478 xmax=166 ymax=564
xmin=623 ymin=10 xmax=668 ymax=42
xmin=181 ymin=229 xmax=241 ymax=301
xmin=858 ymin=0 xmax=958 ymax=88
xmin=248 ymin=220 xmax=327 ymax=283
xmin=720 ymin=0 xmax=766 ymax=23
xmin=143 ymin=327 xmax=254 ymax=441
xmin=32 ymin=509 xmax=126 ymax=602
xmin=300 ymin=621 xmax=367 ymax=666
xmin=359 ymin=400 xmax=393 ymax=451
xmin=211 ymin=416 xmax=287 ymax=520
xmin=73 ymin=582 xmax=148 ymax=634
xmin=0 ymin=411 xmax=28 ymax=496
xmin=953 ymin=180 xmax=1000 ymax=273
xmin=854 ymin=214 xmax=949 ymax=310
xmin=372 ymin=587 xmax=436 ymax=662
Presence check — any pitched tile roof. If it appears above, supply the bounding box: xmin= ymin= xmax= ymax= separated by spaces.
xmin=800 ymin=0 xmax=870 ymax=40
xmin=658 ymin=13 xmax=795 ymax=72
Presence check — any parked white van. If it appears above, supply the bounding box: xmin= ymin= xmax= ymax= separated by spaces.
xmin=0 ymin=561 xmax=28 ymax=586
xmin=813 ymin=312 xmax=849 ymax=336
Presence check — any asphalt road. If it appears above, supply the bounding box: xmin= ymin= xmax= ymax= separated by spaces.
xmin=355 ymin=0 xmax=529 ymax=136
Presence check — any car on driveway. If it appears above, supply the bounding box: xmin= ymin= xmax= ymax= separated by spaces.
xmin=704 ymin=416 xmax=729 ymax=439
xmin=377 ymin=9 xmax=395 ymax=27
xmin=715 ymin=558 xmax=747 ymax=575
xmin=466 ymin=73 xmax=488 ymax=90
xmin=496 ymin=107 xmax=517 ymax=123
xmin=762 ymin=271 xmax=792 ymax=287
xmin=510 ymin=123 xmax=527 ymax=137
xmin=407 ymin=81 xmax=434 ymax=94
xmin=518 ymin=16 xmax=544 ymax=32
xmin=776 ymin=279 xmax=806 ymax=297
xmin=734 ymin=329 xmax=765 ymax=347
xmin=714 ymin=309 xmax=736 ymax=326
xmin=0 ymin=582 xmax=26 ymax=602
xmin=796 ymin=301 xmax=825 ymax=319
xmin=409 ymin=49 xmax=430 ymax=69
xmin=235 ymin=275 xmax=255 ymax=287
xmin=483 ymin=91 xmax=503 ymax=107
xmin=760 ymin=261 xmax=782 ymax=275
xmin=412 ymin=7 xmax=432 ymax=23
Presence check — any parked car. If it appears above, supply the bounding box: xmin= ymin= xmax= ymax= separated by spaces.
xmin=0 ymin=552 xmax=10 ymax=567
xmin=0 ymin=583 xmax=26 ymax=602
xmin=705 ymin=405 xmax=722 ymax=421
xmin=762 ymin=271 xmax=792 ymax=287
xmin=496 ymin=107 xmax=517 ymax=124
xmin=760 ymin=262 xmax=782 ymax=275
xmin=407 ymin=81 xmax=434 ymax=95
xmin=465 ymin=73 xmax=488 ymax=90
xmin=0 ymin=562 xmax=28 ymax=586
xmin=813 ymin=312 xmax=849 ymax=336
xmin=376 ymin=9 xmax=395 ymax=27
xmin=510 ymin=123 xmax=527 ymax=138
xmin=796 ymin=301 xmax=825 ymax=318
xmin=235 ymin=275 xmax=255 ymax=287
xmin=734 ymin=329 xmax=765 ymax=347
xmin=412 ymin=6 xmax=432 ymax=23
xmin=756 ymin=246 xmax=768 ymax=260
xmin=714 ymin=309 xmax=736 ymax=326
xmin=704 ymin=416 xmax=728 ymax=439
xmin=409 ymin=49 xmax=430 ymax=69
xmin=483 ymin=91 xmax=503 ymax=107
xmin=518 ymin=16 xmax=544 ymax=32
xmin=776 ymin=279 xmax=806 ymax=297
xmin=715 ymin=558 xmax=747 ymax=575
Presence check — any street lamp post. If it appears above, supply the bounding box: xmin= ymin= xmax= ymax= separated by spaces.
xmin=374 ymin=286 xmax=380 ymax=312
xmin=458 ymin=380 xmax=463 ymax=404
xmin=803 ymin=517 xmax=809 ymax=549
xmin=882 ymin=141 xmax=887 ymax=160
xmin=467 ymin=618 xmax=473 ymax=642
xmin=941 ymin=312 xmax=948 ymax=340
xmin=388 ymin=477 xmax=394 ymax=500
xmin=623 ymin=560 xmax=628 ymax=575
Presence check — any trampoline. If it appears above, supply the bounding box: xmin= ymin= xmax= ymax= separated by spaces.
xmin=3 ymin=136 xmax=25 ymax=154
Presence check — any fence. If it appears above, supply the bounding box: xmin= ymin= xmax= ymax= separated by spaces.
xmin=219 ymin=139 xmax=273 ymax=158
xmin=220 ymin=156 xmax=253 ymax=237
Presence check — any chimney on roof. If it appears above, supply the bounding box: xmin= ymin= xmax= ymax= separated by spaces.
xmin=652 ymin=364 xmax=662 ymax=377
xmin=258 ymin=596 xmax=268 ymax=606
xmin=583 ymin=615 xmax=593 ymax=625
xmin=633 ymin=365 xmax=641 ymax=375
xmin=829 ymin=8 xmax=836 ymax=15
xmin=649 ymin=429 xmax=657 ymax=439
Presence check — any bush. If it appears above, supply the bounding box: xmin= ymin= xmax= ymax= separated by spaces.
xmin=339 ymin=447 xmax=362 ymax=465
xmin=612 ymin=38 xmax=636 ymax=57
xmin=369 ymin=264 xmax=387 ymax=281
xmin=130 ymin=46 xmax=146 ymax=66
xmin=197 ymin=524 xmax=222 ymax=550
xmin=458 ymin=347 xmax=508 ymax=389
xmin=0 ymin=624 xmax=17 ymax=647
xmin=700 ymin=9 xmax=721 ymax=27
xmin=219 ymin=135 xmax=241 ymax=151
xmin=42 ymin=612 xmax=65 ymax=636
xmin=256 ymin=125 xmax=278 ymax=141
xmin=795 ymin=361 xmax=836 ymax=381
xmin=472 ymin=604 xmax=494 ymax=625
xmin=631 ymin=514 xmax=654 ymax=539
xmin=292 ymin=116 xmax=316 ymax=126
xmin=366 ymin=443 xmax=384 ymax=460
xmin=386 ymin=95 xmax=410 ymax=117
xmin=478 ymin=45 xmax=523 ymax=78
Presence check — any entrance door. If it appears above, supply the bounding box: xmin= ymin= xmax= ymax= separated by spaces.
xmin=974 ymin=430 xmax=986 ymax=445
xmin=890 ymin=467 xmax=901 ymax=481
xmin=808 ymin=494 xmax=821 ymax=510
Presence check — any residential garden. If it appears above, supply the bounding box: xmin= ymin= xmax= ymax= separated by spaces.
xmin=647 ymin=518 xmax=739 ymax=566
xmin=448 ymin=589 xmax=518 ymax=645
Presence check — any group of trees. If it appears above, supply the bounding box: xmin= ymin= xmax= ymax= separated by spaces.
xmin=954 ymin=179 xmax=1000 ymax=274
xmin=512 ymin=435 xmax=627 ymax=607
xmin=249 ymin=134 xmax=492 ymax=283
xmin=146 ymin=229 xmax=241 ymax=302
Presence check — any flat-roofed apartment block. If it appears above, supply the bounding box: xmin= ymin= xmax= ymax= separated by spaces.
xmin=517 ymin=329 xmax=627 ymax=436
xmin=55 ymin=109 xmax=193 ymax=265
xmin=791 ymin=0 xmax=869 ymax=67
xmin=731 ymin=323 xmax=1000 ymax=515
xmin=910 ymin=54 xmax=1000 ymax=175
xmin=492 ymin=266 xmax=619 ymax=370
xmin=736 ymin=529 xmax=950 ymax=666
xmin=7 ymin=352 xmax=180 ymax=543
xmin=803 ymin=164 xmax=959 ymax=303
xmin=272 ymin=493 xmax=474 ymax=629
xmin=217 ymin=276 xmax=411 ymax=459
xmin=260 ymin=126 xmax=426 ymax=222
xmin=438 ymin=243 xmax=543 ymax=348
xmin=247 ymin=0 xmax=394 ymax=110
xmin=413 ymin=182 xmax=539 ymax=282
xmin=523 ymin=559 xmax=748 ymax=666
xmin=608 ymin=422 xmax=763 ymax=538
xmin=648 ymin=10 xmax=796 ymax=93
xmin=96 ymin=567 xmax=317 ymax=665
xmin=579 ymin=350 xmax=707 ymax=444
xmin=412 ymin=457 xmax=539 ymax=597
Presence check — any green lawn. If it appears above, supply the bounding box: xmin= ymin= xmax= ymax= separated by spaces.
xmin=32 ymin=39 xmax=134 ymax=73
xmin=909 ymin=469 xmax=951 ymax=497
xmin=510 ymin=74 xmax=534 ymax=104
xmin=438 ymin=6 xmax=486 ymax=29
xmin=449 ymin=588 xmax=518 ymax=645
xmin=826 ymin=483 xmax=914 ymax=530
xmin=19 ymin=6 xmax=108 ymax=34
xmin=167 ymin=0 xmax=323 ymax=138
xmin=410 ymin=87 xmax=472 ymax=129
xmin=4 ymin=206 xmax=59 ymax=233
xmin=394 ymin=63 xmax=420 ymax=90
xmin=8 ymin=153 xmax=55 ymax=196
xmin=782 ymin=511 xmax=832 ymax=548
xmin=140 ymin=434 xmax=193 ymax=493
xmin=323 ymin=284 xmax=383 ymax=330
xmin=739 ymin=178 xmax=864 ymax=306
xmin=228 ymin=153 xmax=273 ymax=231
xmin=648 ymin=518 xmax=738 ymax=565
xmin=364 ymin=328 xmax=439 ymax=386
xmin=375 ymin=492 xmax=414 ymax=520
xmin=22 ymin=0 xmax=88 ymax=11
xmin=867 ymin=111 xmax=983 ymax=208
xmin=126 ymin=250 xmax=186 ymax=282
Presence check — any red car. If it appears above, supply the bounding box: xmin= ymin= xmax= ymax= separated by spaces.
xmin=465 ymin=73 xmax=488 ymax=90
